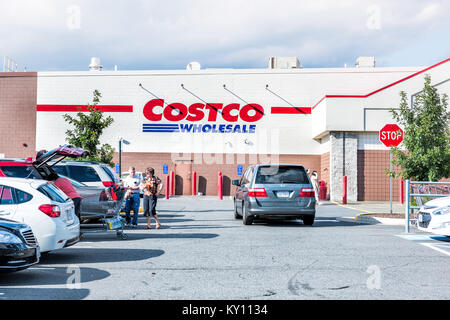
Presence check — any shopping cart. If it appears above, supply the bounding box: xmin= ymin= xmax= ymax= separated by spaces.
xmin=80 ymin=186 xmax=128 ymax=240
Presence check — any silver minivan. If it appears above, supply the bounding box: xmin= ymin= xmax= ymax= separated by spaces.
xmin=232 ymin=164 xmax=316 ymax=225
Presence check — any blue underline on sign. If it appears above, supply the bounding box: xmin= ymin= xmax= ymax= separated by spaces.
xmin=142 ymin=123 xmax=256 ymax=133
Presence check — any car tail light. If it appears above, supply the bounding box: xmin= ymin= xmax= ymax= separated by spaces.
xmin=39 ymin=204 xmax=61 ymax=218
xmin=102 ymin=181 xmax=116 ymax=188
xmin=248 ymin=188 xmax=268 ymax=197
xmin=299 ymin=188 xmax=315 ymax=197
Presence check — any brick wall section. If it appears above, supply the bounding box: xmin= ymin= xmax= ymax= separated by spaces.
xmin=0 ymin=72 xmax=37 ymax=158
xmin=357 ymin=150 xmax=402 ymax=201
xmin=113 ymin=152 xmax=321 ymax=196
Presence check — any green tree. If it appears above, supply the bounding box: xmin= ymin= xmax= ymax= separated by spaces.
xmin=389 ymin=75 xmax=450 ymax=181
xmin=63 ymin=90 xmax=115 ymax=166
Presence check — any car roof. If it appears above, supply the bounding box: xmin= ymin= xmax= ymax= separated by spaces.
xmin=0 ymin=176 xmax=48 ymax=186
xmin=253 ymin=164 xmax=306 ymax=168
xmin=0 ymin=158 xmax=33 ymax=165
xmin=55 ymin=160 xmax=107 ymax=165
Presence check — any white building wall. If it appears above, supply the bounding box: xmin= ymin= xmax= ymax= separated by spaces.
xmin=36 ymin=67 xmax=420 ymax=156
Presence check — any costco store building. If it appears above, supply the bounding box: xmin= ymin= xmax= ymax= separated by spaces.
xmin=1 ymin=57 xmax=449 ymax=200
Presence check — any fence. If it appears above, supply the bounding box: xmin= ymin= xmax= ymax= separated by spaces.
xmin=404 ymin=180 xmax=450 ymax=233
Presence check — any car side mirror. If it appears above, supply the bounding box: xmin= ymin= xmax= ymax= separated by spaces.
xmin=232 ymin=179 xmax=240 ymax=186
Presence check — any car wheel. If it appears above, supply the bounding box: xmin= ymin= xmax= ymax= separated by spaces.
xmin=302 ymin=215 xmax=315 ymax=226
xmin=234 ymin=200 xmax=242 ymax=219
xmin=242 ymin=202 xmax=254 ymax=225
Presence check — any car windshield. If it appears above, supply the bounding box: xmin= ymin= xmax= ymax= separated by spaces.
xmin=0 ymin=165 xmax=41 ymax=179
xmin=255 ymin=165 xmax=309 ymax=184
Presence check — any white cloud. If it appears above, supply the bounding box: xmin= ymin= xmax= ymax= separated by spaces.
xmin=0 ymin=0 xmax=449 ymax=71
xmin=416 ymin=3 xmax=440 ymax=21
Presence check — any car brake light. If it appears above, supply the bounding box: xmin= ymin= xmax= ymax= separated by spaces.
xmin=102 ymin=181 xmax=116 ymax=188
xmin=299 ymin=188 xmax=315 ymax=197
xmin=39 ymin=204 xmax=61 ymax=218
xmin=248 ymin=188 xmax=268 ymax=197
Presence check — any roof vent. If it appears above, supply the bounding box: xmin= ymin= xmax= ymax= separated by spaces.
xmin=355 ymin=56 xmax=376 ymax=68
xmin=89 ymin=57 xmax=103 ymax=71
xmin=268 ymin=57 xmax=302 ymax=69
xmin=186 ymin=61 xmax=201 ymax=71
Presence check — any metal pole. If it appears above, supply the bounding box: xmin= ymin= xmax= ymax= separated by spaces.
xmin=218 ymin=171 xmax=223 ymax=200
xmin=165 ymin=175 xmax=170 ymax=199
xmin=390 ymin=150 xmax=393 ymax=214
xmin=118 ymin=139 xmax=122 ymax=178
xmin=170 ymin=171 xmax=174 ymax=196
xmin=399 ymin=179 xmax=404 ymax=204
xmin=342 ymin=132 xmax=346 ymax=176
xmin=405 ymin=179 xmax=410 ymax=233
xmin=342 ymin=175 xmax=347 ymax=204
xmin=192 ymin=171 xmax=197 ymax=196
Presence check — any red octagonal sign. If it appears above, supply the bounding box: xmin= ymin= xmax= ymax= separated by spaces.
xmin=379 ymin=124 xmax=403 ymax=147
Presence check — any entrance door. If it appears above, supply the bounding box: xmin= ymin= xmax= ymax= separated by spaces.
xmin=174 ymin=160 xmax=192 ymax=195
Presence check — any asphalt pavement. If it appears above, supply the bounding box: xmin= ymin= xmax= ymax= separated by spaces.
xmin=0 ymin=197 xmax=449 ymax=300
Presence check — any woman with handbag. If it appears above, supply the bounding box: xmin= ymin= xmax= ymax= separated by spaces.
xmin=140 ymin=167 xmax=163 ymax=229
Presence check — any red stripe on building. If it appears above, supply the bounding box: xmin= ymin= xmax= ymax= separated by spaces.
xmin=271 ymin=106 xmax=312 ymax=114
xmin=36 ymin=105 xmax=133 ymax=112
xmin=311 ymin=57 xmax=450 ymax=109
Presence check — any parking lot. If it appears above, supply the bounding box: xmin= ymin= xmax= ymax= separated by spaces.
xmin=0 ymin=197 xmax=449 ymax=300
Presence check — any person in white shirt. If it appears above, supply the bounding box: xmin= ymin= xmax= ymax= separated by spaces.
xmin=123 ymin=166 xmax=142 ymax=228
xmin=310 ymin=171 xmax=320 ymax=204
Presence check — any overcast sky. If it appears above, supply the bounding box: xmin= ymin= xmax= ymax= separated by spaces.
xmin=1 ymin=0 xmax=449 ymax=71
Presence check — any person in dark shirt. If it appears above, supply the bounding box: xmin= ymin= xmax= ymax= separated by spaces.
xmin=140 ymin=167 xmax=163 ymax=229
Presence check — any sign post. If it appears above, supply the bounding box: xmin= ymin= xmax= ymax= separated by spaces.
xmin=379 ymin=124 xmax=404 ymax=214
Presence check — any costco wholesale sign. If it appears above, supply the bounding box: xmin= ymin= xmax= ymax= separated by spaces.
xmin=142 ymin=99 xmax=262 ymax=133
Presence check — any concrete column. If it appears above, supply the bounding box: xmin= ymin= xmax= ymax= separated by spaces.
xmin=330 ymin=132 xmax=358 ymax=202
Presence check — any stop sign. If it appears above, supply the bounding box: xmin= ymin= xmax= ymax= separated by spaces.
xmin=379 ymin=124 xmax=403 ymax=147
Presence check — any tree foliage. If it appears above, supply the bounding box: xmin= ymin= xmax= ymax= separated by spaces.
xmin=63 ymin=90 xmax=115 ymax=166
xmin=389 ymin=75 xmax=450 ymax=181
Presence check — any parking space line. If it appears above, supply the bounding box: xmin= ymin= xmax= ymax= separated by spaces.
xmin=420 ymin=242 xmax=450 ymax=257
xmin=71 ymin=246 xmax=95 ymax=249
xmin=395 ymin=234 xmax=450 ymax=241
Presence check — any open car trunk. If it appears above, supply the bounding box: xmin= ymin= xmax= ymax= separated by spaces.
xmin=33 ymin=145 xmax=90 ymax=180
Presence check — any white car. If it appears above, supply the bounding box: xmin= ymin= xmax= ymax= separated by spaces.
xmin=417 ymin=196 xmax=450 ymax=236
xmin=0 ymin=177 xmax=80 ymax=252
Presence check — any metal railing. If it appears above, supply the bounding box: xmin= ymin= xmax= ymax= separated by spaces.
xmin=405 ymin=180 xmax=450 ymax=233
